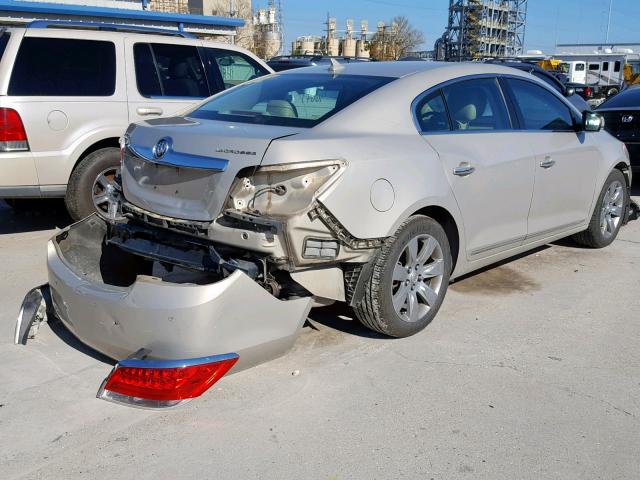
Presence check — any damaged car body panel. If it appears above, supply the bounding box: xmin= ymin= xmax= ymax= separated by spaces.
xmin=47 ymin=215 xmax=312 ymax=368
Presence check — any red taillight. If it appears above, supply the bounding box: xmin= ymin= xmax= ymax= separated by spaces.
xmin=0 ymin=108 xmax=29 ymax=151
xmin=584 ymin=86 xmax=592 ymax=98
xmin=98 ymin=353 xmax=239 ymax=408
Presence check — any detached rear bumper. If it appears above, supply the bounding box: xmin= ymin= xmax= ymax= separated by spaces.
xmin=47 ymin=216 xmax=312 ymax=369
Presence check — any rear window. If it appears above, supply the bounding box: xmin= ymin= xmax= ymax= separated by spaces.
xmin=9 ymin=37 xmax=115 ymax=96
xmin=188 ymin=73 xmax=394 ymax=128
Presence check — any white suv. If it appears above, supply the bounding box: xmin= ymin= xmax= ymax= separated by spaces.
xmin=0 ymin=23 xmax=271 ymax=219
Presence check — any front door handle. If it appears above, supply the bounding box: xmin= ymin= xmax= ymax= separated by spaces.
xmin=136 ymin=106 xmax=163 ymax=116
xmin=540 ymin=156 xmax=556 ymax=169
xmin=453 ymin=163 xmax=475 ymax=176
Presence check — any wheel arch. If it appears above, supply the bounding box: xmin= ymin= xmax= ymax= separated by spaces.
xmin=72 ymin=137 xmax=120 ymax=173
xmin=411 ymin=205 xmax=461 ymax=272
xmin=614 ymin=161 xmax=631 ymax=187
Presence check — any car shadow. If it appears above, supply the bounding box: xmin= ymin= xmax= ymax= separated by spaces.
xmin=305 ymin=303 xmax=388 ymax=340
xmin=46 ymin=316 xmax=116 ymax=365
xmin=0 ymin=200 xmax=73 ymax=235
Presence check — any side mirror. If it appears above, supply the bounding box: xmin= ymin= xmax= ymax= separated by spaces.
xmin=583 ymin=111 xmax=604 ymax=132
xmin=565 ymin=86 xmax=576 ymax=97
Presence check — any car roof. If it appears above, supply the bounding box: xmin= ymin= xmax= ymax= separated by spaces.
xmin=277 ymin=61 xmax=522 ymax=79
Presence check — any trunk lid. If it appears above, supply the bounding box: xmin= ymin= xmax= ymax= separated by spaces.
xmin=122 ymin=117 xmax=301 ymax=222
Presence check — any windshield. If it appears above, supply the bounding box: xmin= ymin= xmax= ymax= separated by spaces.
xmin=188 ymin=73 xmax=395 ymax=128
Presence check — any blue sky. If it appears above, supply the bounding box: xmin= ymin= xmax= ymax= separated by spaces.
xmin=267 ymin=0 xmax=640 ymax=53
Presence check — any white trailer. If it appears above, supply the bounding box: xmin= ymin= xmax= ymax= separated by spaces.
xmin=556 ymin=54 xmax=627 ymax=97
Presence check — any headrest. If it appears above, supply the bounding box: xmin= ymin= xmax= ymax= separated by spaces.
xmin=266 ymin=100 xmax=297 ymax=118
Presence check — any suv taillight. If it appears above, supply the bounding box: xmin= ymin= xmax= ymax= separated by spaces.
xmin=0 ymin=108 xmax=29 ymax=152
xmin=584 ymin=86 xmax=592 ymax=98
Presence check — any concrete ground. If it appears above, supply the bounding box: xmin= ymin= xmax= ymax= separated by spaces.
xmin=0 ymin=192 xmax=639 ymax=480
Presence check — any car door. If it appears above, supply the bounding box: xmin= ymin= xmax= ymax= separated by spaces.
xmin=501 ymin=77 xmax=598 ymax=240
xmin=124 ymin=39 xmax=210 ymax=123
xmin=417 ymin=77 xmax=536 ymax=259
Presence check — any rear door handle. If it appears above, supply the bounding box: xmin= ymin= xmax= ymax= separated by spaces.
xmin=136 ymin=107 xmax=163 ymax=116
xmin=453 ymin=164 xmax=475 ymax=176
xmin=540 ymin=157 xmax=556 ymax=169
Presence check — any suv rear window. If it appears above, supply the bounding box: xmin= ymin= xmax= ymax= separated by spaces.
xmin=189 ymin=73 xmax=394 ymax=128
xmin=9 ymin=37 xmax=116 ymax=96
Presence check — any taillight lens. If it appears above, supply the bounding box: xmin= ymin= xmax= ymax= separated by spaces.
xmin=98 ymin=353 xmax=239 ymax=409
xmin=0 ymin=108 xmax=29 ymax=152
xmin=584 ymin=86 xmax=592 ymax=98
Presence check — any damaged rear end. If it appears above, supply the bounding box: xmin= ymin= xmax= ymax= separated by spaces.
xmin=22 ymin=72 xmax=393 ymax=407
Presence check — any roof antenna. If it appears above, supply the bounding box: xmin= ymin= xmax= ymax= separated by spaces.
xmin=328 ymin=58 xmax=344 ymax=74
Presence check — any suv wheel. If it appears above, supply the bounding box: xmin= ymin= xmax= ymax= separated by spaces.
xmin=354 ymin=215 xmax=452 ymax=337
xmin=65 ymin=147 xmax=121 ymax=221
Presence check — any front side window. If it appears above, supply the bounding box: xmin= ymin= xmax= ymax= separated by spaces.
xmin=505 ymin=78 xmax=574 ymax=131
xmin=441 ymin=78 xmax=510 ymax=131
xmin=9 ymin=37 xmax=115 ymax=96
xmin=133 ymin=43 xmax=208 ymax=98
xmin=415 ymin=90 xmax=450 ymax=132
xmin=189 ymin=73 xmax=394 ymax=128
xmin=202 ymin=49 xmax=268 ymax=91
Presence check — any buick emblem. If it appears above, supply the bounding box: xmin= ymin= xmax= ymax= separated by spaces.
xmin=152 ymin=137 xmax=171 ymax=159
xmin=622 ymin=115 xmax=634 ymax=123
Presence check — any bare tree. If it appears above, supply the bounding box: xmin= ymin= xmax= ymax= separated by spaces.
xmin=370 ymin=16 xmax=425 ymax=60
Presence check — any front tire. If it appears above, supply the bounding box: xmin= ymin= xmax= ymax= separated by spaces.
xmin=572 ymin=169 xmax=627 ymax=248
xmin=65 ymin=147 xmax=121 ymax=221
xmin=354 ymin=215 xmax=452 ymax=337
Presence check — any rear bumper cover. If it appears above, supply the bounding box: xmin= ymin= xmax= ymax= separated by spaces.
xmin=47 ymin=216 xmax=313 ymax=368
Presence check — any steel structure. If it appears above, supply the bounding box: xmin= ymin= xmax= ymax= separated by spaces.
xmin=445 ymin=0 xmax=527 ymax=61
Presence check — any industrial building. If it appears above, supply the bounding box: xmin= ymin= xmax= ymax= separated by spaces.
xmin=435 ymin=0 xmax=528 ymax=61
xmin=291 ymin=17 xmax=371 ymax=58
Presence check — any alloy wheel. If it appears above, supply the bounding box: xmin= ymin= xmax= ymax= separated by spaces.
xmin=92 ymin=166 xmax=122 ymax=218
xmin=600 ymin=180 xmax=624 ymax=239
xmin=391 ymin=234 xmax=445 ymax=323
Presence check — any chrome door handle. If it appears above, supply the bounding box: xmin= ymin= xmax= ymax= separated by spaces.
xmin=540 ymin=157 xmax=556 ymax=169
xmin=136 ymin=107 xmax=163 ymax=116
xmin=453 ymin=164 xmax=475 ymax=176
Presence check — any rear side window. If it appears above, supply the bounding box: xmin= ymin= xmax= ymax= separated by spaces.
xmin=441 ymin=78 xmax=510 ymax=131
xmin=505 ymin=78 xmax=574 ymax=131
xmin=602 ymin=62 xmax=609 ymax=72
xmin=575 ymin=63 xmax=585 ymax=71
xmin=202 ymin=48 xmax=268 ymax=92
xmin=133 ymin=43 xmax=208 ymax=98
xmin=9 ymin=38 xmax=115 ymax=96
xmin=415 ymin=90 xmax=450 ymax=132
xmin=614 ymin=61 xmax=621 ymax=72
xmin=589 ymin=63 xmax=600 ymax=71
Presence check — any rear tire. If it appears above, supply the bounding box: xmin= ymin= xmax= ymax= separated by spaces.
xmin=572 ymin=169 xmax=627 ymax=248
xmin=354 ymin=215 xmax=452 ymax=338
xmin=65 ymin=147 xmax=120 ymax=221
